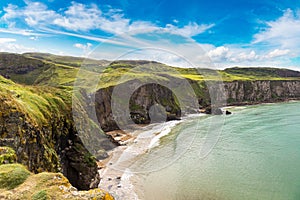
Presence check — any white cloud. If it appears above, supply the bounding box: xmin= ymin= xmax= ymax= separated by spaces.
xmin=206 ymin=45 xmax=293 ymax=68
xmin=53 ymin=2 xmax=103 ymax=31
xmin=207 ymin=46 xmax=230 ymax=61
xmin=1 ymin=1 xmax=212 ymax=37
xmin=231 ymin=50 xmax=258 ymax=62
xmin=0 ymin=28 xmax=45 ymax=37
xmin=29 ymin=36 xmax=38 ymax=40
xmin=2 ymin=2 xmax=59 ymax=27
xmin=253 ymin=9 xmax=300 ymax=50
xmin=0 ymin=38 xmax=16 ymax=43
xmin=0 ymin=37 xmax=35 ymax=53
xmin=73 ymin=42 xmax=92 ymax=52
xmin=164 ymin=22 xmax=214 ymax=37
xmin=265 ymin=49 xmax=290 ymax=59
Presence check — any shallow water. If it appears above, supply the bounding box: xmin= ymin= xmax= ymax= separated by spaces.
xmin=132 ymin=101 xmax=300 ymax=200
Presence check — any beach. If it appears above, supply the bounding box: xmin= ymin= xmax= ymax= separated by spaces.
xmin=97 ymin=114 xmax=203 ymax=199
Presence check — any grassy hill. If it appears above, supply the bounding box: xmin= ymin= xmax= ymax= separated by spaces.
xmin=0 ymin=52 xmax=299 ymax=197
xmin=0 ymin=74 xmax=70 ymax=125
xmin=1 ymin=52 xmax=299 ymax=90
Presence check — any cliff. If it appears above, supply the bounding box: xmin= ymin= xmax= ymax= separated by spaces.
xmin=93 ymin=79 xmax=300 ymax=132
xmin=0 ymin=147 xmax=114 ymax=200
xmin=0 ymin=52 xmax=300 ymax=195
xmin=223 ymin=80 xmax=300 ymax=105
xmin=95 ymin=82 xmax=182 ymax=132
xmin=0 ymin=74 xmax=115 ymax=190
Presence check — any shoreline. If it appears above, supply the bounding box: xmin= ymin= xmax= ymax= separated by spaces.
xmin=97 ymin=114 xmax=203 ymax=199
xmin=225 ymin=97 xmax=300 ymax=107
xmin=97 ymin=99 xmax=300 ymax=199
xmin=97 ymin=122 xmax=181 ymax=199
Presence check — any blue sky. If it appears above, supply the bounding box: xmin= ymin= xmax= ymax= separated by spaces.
xmin=0 ymin=0 xmax=300 ymax=69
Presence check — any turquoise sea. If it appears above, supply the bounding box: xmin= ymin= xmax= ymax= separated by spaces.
xmin=132 ymin=101 xmax=300 ymax=200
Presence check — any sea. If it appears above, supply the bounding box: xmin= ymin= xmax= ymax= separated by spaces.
xmin=109 ymin=101 xmax=300 ymax=200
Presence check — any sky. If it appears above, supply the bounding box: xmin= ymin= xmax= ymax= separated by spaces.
xmin=0 ymin=0 xmax=300 ymax=69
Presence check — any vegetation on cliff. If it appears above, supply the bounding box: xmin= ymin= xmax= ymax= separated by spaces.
xmin=0 ymin=54 xmax=113 ymax=190
xmin=0 ymin=147 xmax=114 ymax=200
xmin=0 ymin=52 xmax=300 ymax=196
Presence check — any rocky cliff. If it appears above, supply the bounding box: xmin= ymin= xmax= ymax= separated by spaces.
xmin=0 ymin=75 xmax=115 ymax=190
xmin=223 ymin=80 xmax=300 ymax=105
xmin=0 ymin=147 xmax=114 ymax=200
xmin=95 ymin=81 xmax=182 ymax=132
xmin=94 ymin=80 xmax=300 ymax=132
xmin=1 ymin=52 xmax=300 ymax=196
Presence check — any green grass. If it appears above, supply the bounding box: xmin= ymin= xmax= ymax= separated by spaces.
xmin=31 ymin=190 xmax=50 ymax=200
xmin=0 ymin=164 xmax=31 ymax=189
xmin=221 ymin=67 xmax=300 ymax=81
xmin=2 ymin=52 xmax=300 ymax=91
xmin=0 ymin=75 xmax=70 ymax=125
xmin=0 ymin=165 xmax=114 ymax=200
xmin=1 ymin=53 xmax=300 ymax=126
xmin=23 ymin=52 xmax=109 ymax=68
xmin=0 ymin=147 xmax=17 ymax=164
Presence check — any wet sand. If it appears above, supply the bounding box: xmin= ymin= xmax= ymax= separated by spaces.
xmin=97 ymin=114 xmax=203 ymax=199
xmin=97 ymin=122 xmax=182 ymax=199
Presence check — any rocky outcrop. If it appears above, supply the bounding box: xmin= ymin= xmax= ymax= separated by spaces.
xmin=223 ymin=80 xmax=300 ymax=105
xmin=95 ymin=82 xmax=181 ymax=132
xmin=199 ymin=80 xmax=300 ymax=112
xmin=0 ymin=163 xmax=114 ymax=200
xmin=94 ymin=80 xmax=300 ymax=130
xmin=0 ymin=86 xmax=116 ymax=190
xmin=0 ymin=99 xmax=101 ymax=190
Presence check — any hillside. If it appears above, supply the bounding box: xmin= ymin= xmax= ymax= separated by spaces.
xmin=0 ymin=52 xmax=300 ymax=196
xmin=0 ymin=56 xmax=116 ymax=190
xmin=1 ymin=52 xmax=299 ymax=88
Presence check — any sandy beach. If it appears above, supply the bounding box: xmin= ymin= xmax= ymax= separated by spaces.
xmin=97 ymin=120 xmax=185 ymax=199
xmin=97 ymin=114 xmax=204 ymax=199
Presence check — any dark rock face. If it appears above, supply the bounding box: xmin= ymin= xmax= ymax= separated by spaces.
xmin=95 ymin=80 xmax=300 ymax=125
xmin=60 ymin=132 xmax=101 ymax=190
xmin=95 ymin=87 xmax=118 ymax=132
xmin=223 ymin=80 xmax=300 ymax=104
xmin=95 ymin=82 xmax=181 ymax=132
xmin=200 ymin=80 xmax=300 ymax=112
xmin=0 ymin=53 xmax=51 ymax=84
xmin=204 ymin=106 xmax=223 ymax=115
xmin=225 ymin=110 xmax=232 ymax=115
xmin=0 ymin=98 xmax=101 ymax=190
xmin=129 ymin=83 xmax=181 ymax=124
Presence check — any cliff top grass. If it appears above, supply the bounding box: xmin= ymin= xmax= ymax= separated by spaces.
xmin=1 ymin=52 xmax=300 ymax=91
xmin=0 ymin=74 xmax=71 ymax=125
xmin=30 ymin=54 xmax=300 ymax=88
xmin=0 ymin=163 xmax=114 ymax=200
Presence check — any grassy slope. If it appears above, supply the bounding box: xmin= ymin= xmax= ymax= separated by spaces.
xmin=1 ymin=53 xmax=298 ymax=116
xmin=0 ymin=147 xmax=114 ymax=200
xmin=23 ymin=52 xmax=110 ymax=68
xmin=0 ymin=164 xmax=114 ymax=200
xmin=0 ymin=53 xmax=299 ymax=199
xmin=0 ymin=52 xmax=296 ymax=90
xmin=29 ymin=57 xmax=300 ymax=90
xmin=0 ymin=74 xmax=70 ymax=126
xmin=1 ymin=53 xmax=299 ymax=117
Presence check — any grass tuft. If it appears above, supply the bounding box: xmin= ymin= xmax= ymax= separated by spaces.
xmin=0 ymin=164 xmax=31 ymax=189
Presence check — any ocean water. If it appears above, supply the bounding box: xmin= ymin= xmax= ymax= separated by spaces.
xmin=132 ymin=101 xmax=300 ymax=200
